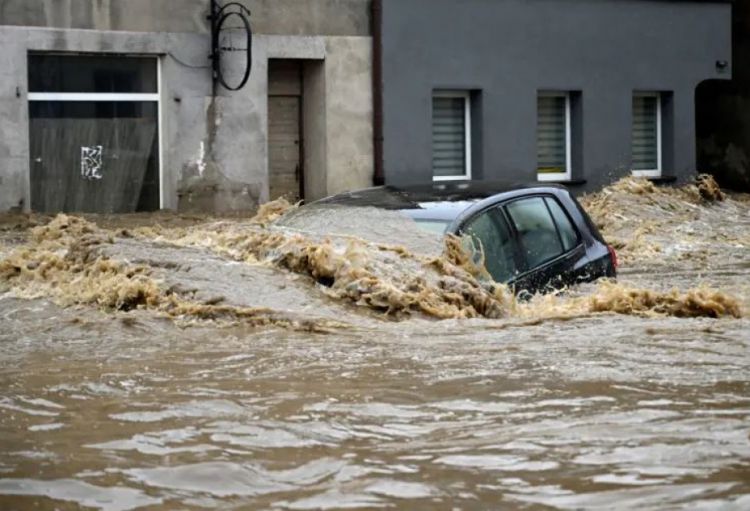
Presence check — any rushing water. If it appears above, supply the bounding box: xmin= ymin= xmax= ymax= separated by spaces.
xmin=0 ymin=179 xmax=749 ymax=510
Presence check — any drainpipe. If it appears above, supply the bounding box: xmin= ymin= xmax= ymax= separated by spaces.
xmin=372 ymin=0 xmax=384 ymax=186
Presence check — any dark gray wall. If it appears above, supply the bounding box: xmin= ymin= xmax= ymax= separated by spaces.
xmin=697 ymin=0 xmax=750 ymax=191
xmin=381 ymin=0 xmax=732 ymax=191
xmin=0 ymin=0 xmax=371 ymax=36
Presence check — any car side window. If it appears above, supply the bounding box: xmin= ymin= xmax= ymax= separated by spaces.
xmin=462 ymin=208 xmax=519 ymax=283
xmin=544 ymin=197 xmax=579 ymax=251
xmin=506 ymin=197 xmax=564 ymax=268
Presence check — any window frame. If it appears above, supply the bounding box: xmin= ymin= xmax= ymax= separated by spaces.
xmin=27 ymin=53 xmax=164 ymax=209
xmin=432 ymin=90 xmax=472 ymax=182
xmin=536 ymin=91 xmax=572 ymax=182
xmin=632 ymin=91 xmax=662 ymax=178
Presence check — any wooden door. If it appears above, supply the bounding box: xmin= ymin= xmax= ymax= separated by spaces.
xmin=268 ymin=60 xmax=303 ymax=202
xmin=268 ymin=96 xmax=301 ymax=201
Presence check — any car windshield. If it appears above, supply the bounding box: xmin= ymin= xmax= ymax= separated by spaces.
xmin=413 ymin=219 xmax=450 ymax=235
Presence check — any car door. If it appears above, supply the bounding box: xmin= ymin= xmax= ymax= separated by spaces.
xmin=503 ymin=195 xmax=586 ymax=294
xmin=543 ymin=195 xmax=591 ymax=284
xmin=458 ymin=205 xmax=524 ymax=285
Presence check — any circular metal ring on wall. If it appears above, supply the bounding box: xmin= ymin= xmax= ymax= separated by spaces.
xmin=212 ymin=6 xmax=252 ymax=91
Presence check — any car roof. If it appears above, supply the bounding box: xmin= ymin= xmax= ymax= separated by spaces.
xmin=313 ymin=181 xmax=569 ymax=222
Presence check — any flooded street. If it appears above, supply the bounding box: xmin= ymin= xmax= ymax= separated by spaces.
xmin=1 ymin=178 xmax=749 ymax=510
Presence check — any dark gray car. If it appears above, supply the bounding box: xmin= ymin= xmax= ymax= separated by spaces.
xmin=316 ymin=181 xmax=617 ymax=294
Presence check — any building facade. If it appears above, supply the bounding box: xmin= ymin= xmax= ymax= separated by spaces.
xmin=0 ymin=0 xmax=736 ymax=214
xmin=697 ymin=0 xmax=750 ymax=191
xmin=0 ymin=0 xmax=374 ymax=213
xmin=377 ymin=0 xmax=732 ymax=192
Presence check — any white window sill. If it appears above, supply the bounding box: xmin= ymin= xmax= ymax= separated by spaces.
xmin=433 ymin=176 xmax=471 ymax=182
xmin=537 ymin=173 xmax=572 ymax=182
xmin=632 ymin=170 xmax=662 ymax=178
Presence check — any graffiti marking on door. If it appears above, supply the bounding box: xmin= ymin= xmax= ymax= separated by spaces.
xmin=81 ymin=146 xmax=104 ymax=180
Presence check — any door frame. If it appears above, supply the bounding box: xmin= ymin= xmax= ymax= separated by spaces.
xmin=298 ymin=61 xmax=305 ymax=200
xmin=267 ymin=59 xmax=305 ymax=201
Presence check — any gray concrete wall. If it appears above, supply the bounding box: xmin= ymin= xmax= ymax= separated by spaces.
xmin=303 ymin=60 xmax=329 ymax=201
xmin=0 ymin=26 xmax=214 ymax=212
xmin=0 ymin=0 xmax=371 ymax=36
xmin=0 ymin=24 xmax=372 ymax=212
xmin=298 ymin=37 xmax=375 ymax=202
xmin=380 ymin=0 xmax=732 ymax=191
xmin=177 ymin=35 xmax=330 ymax=213
xmin=322 ymin=36 xmax=373 ymax=198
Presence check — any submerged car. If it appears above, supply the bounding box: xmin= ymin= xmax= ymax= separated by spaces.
xmin=315 ymin=181 xmax=617 ymax=294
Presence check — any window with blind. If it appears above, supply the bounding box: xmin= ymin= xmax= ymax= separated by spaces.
xmin=432 ymin=92 xmax=471 ymax=180
xmin=537 ymin=92 xmax=571 ymax=180
xmin=632 ymin=93 xmax=662 ymax=176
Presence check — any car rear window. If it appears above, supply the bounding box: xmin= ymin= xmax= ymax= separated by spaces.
xmin=462 ymin=208 xmax=519 ymax=283
xmin=506 ymin=197 xmax=564 ymax=268
xmin=544 ymin=197 xmax=579 ymax=251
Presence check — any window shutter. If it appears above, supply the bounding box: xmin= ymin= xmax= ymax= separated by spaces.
xmin=632 ymin=95 xmax=659 ymax=171
xmin=537 ymin=95 xmax=567 ymax=174
xmin=432 ymin=96 xmax=466 ymax=177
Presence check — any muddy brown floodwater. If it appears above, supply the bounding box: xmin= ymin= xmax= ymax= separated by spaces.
xmin=0 ymin=177 xmax=749 ymax=510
